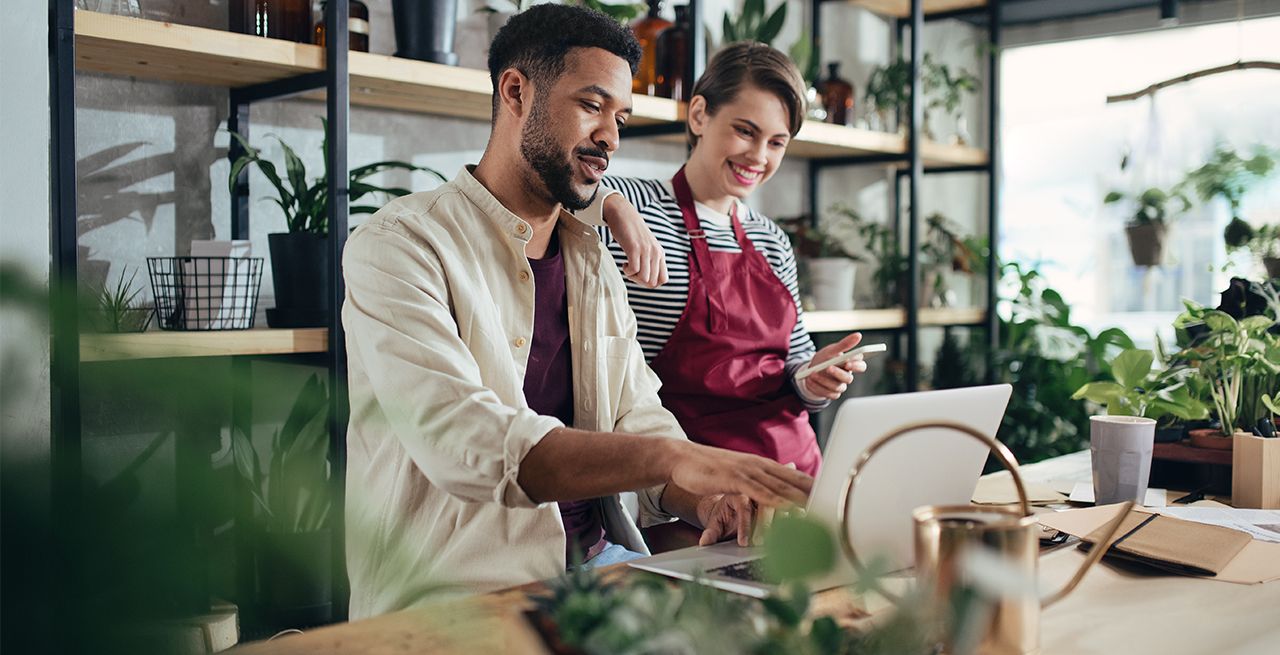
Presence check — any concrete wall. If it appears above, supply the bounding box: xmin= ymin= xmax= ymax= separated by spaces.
xmin=1 ymin=0 xmax=53 ymax=495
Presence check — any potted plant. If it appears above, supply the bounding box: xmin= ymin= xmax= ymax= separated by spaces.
xmin=228 ymin=119 xmax=445 ymax=328
xmin=1172 ymin=298 xmax=1280 ymax=449
xmin=1178 ymin=144 xmax=1278 ymax=266
xmin=1250 ymin=224 xmax=1280 ymax=279
xmin=780 ymin=212 xmax=864 ymax=311
xmin=864 ymin=58 xmax=911 ymax=134
xmin=921 ymin=54 xmax=979 ymax=146
xmin=1103 ymin=185 xmax=1191 ymax=267
xmin=82 ymin=267 xmax=153 ymax=333
xmin=921 ymin=212 xmax=986 ymax=308
xmin=863 ymin=55 xmax=978 ymax=140
xmin=1072 ymin=348 xmax=1209 ymax=443
xmin=231 ymin=374 xmax=334 ymax=627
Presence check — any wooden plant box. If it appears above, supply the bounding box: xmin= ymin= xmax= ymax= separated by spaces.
xmin=1232 ymin=433 xmax=1280 ymax=509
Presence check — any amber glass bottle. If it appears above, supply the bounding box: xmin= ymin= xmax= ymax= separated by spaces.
xmin=233 ymin=0 xmax=312 ymax=43
xmin=817 ymin=62 xmax=855 ymax=126
xmin=314 ymin=0 xmax=370 ymax=52
xmin=631 ymin=0 xmax=672 ymax=96
xmin=655 ymin=5 xmax=690 ymax=101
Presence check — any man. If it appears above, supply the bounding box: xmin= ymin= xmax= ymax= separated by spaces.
xmin=342 ymin=4 xmax=812 ymax=618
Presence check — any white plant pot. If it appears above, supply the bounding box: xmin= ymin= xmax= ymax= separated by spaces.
xmin=808 ymin=258 xmax=857 ymax=311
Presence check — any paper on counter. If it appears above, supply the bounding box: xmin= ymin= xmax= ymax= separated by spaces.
xmin=1037 ymin=504 xmax=1280 ymax=584
xmin=971 ymin=474 xmax=1067 ymax=505
xmin=1157 ymin=507 xmax=1280 ymax=544
xmin=1068 ymin=482 xmax=1167 ymax=508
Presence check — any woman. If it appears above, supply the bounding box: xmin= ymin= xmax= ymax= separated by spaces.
xmin=589 ymin=42 xmax=865 ymax=476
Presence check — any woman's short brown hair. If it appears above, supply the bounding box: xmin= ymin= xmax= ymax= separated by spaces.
xmin=686 ymin=42 xmax=807 ymax=149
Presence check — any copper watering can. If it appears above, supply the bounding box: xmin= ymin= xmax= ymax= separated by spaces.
xmin=838 ymin=421 xmax=1134 ymax=655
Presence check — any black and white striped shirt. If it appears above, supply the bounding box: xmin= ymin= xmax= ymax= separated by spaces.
xmin=595 ymin=176 xmax=826 ymax=410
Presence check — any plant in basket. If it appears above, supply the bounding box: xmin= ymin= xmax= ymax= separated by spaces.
xmin=228 ymin=118 xmax=446 ymax=327
xmin=1102 ymin=185 xmax=1191 ymax=268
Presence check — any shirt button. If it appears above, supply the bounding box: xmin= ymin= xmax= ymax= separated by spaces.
xmin=516 ymin=223 xmax=528 ymax=234
xmin=518 ymin=271 xmax=530 ymax=282
xmin=514 ymin=337 xmax=527 ymax=348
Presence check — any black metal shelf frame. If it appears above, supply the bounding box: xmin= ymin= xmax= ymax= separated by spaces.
xmin=806 ymin=0 xmax=1002 ymax=390
xmin=48 ymin=0 xmax=353 ymax=630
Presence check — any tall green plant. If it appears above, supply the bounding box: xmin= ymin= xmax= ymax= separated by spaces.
xmin=1071 ymin=348 xmax=1208 ymax=422
xmin=983 ymin=263 xmax=1135 ymax=463
xmin=228 ymin=118 xmax=446 ymax=236
xmin=721 ymin=0 xmax=787 ymax=46
xmin=1172 ymin=302 xmax=1279 ymax=434
xmin=231 ymin=374 xmax=332 ymax=533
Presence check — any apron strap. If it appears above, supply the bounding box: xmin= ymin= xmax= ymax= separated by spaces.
xmin=672 ymin=167 xmax=728 ymax=334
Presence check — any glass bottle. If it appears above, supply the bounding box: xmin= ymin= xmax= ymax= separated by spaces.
xmin=655 ymin=5 xmax=690 ymax=101
xmin=314 ymin=0 xmax=370 ymax=52
xmin=233 ymin=0 xmax=312 ymax=43
xmin=631 ymin=0 xmax=672 ymax=96
xmin=816 ymin=62 xmax=854 ymax=126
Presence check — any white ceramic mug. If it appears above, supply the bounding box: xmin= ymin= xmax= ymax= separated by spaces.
xmin=1090 ymin=415 xmax=1156 ymax=505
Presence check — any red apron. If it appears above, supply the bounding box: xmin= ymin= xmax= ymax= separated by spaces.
xmin=647 ymin=168 xmax=821 ymax=476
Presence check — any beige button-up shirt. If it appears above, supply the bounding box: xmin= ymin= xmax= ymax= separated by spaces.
xmin=342 ymin=167 xmax=686 ymax=618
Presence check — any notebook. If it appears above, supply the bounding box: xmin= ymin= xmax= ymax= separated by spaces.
xmin=1078 ymin=508 xmax=1252 ymax=577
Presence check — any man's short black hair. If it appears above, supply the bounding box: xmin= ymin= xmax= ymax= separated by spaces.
xmin=487 ymin=4 xmax=642 ymax=120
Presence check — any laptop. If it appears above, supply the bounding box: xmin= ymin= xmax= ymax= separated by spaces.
xmin=627 ymin=384 xmax=1014 ymax=598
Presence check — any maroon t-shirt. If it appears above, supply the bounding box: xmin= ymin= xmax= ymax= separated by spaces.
xmin=522 ymin=232 xmax=606 ymax=563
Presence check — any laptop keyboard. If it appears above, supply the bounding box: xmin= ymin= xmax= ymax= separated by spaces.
xmin=708 ymin=558 xmax=767 ymax=582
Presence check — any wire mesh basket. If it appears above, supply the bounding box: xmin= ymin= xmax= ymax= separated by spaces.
xmin=146 ymin=257 xmax=264 ymax=331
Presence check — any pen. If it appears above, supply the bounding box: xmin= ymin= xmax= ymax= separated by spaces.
xmin=1171 ymin=485 xmax=1210 ymax=504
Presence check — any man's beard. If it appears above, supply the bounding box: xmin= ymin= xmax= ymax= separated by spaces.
xmin=519 ymin=96 xmax=601 ymax=211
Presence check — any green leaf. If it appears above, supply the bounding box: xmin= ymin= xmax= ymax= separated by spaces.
xmin=1202 ymin=310 xmax=1240 ymax=333
xmin=1103 ymin=190 xmax=1124 ymax=204
xmin=762 ymin=513 xmax=835 ymax=582
xmin=273 ymin=135 xmax=308 ymax=201
xmin=1072 ymin=381 xmax=1124 ymax=403
xmin=1262 ymin=394 xmax=1280 ymax=415
xmin=1241 ymin=315 xmax=1276 ymax=334
xmin=722 ymin=13 xmax=736 ymax=44
xmin=757 ymin=2 xmax=787 ymax=45
xmin=1111 ymin=349 xmax=1154 ymax=389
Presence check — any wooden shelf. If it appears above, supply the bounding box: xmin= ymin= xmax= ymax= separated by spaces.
xmin=74 ymin=12 xmax=985 ymax=164
xmin=1153 ymin=441 xmax=1233 ymax=467
xmin=657 ymin=120 xmax=987 ymax=166
xmin=74 ymin=11 xmax=680 ymax=125
xmin=847 ymin=0 xmax=987 ymax=18
xmin=81 ymin=328 xmax=328 ymax=361
xmin=804 ymin=306 xmax=985 ymax=333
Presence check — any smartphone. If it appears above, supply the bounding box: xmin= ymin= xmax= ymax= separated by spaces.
xmin=795 ymin=343 xmax=887 ymax=380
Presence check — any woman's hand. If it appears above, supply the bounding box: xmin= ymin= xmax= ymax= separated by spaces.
xmin=603 ymin=194 xmax=668 ymax=288
xmin=799 ymin=332 xmax=867 ymax=400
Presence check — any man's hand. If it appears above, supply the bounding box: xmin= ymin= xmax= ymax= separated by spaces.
xmin=603 ymin=193 xmax=668 ymax=288
xmin=799 ymin=332 xmax=867 ymax=400
xmin=695 ymin=493 xmax=756 ymax=546
xmin=667 ymin=440 xmax=812 ymax=508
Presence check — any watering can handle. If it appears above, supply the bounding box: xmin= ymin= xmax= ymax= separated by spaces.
xmin=838 ymin=420 xmax=1031 ymax=605
xmin=1040 ymin=499 xmax=1135 ymax=608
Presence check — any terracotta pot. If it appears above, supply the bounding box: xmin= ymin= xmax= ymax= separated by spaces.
xmin=1188 ymin=428 xmax=1236 ymax=450
xmin=1125 ymin=222 xmax=1167 ymax=267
